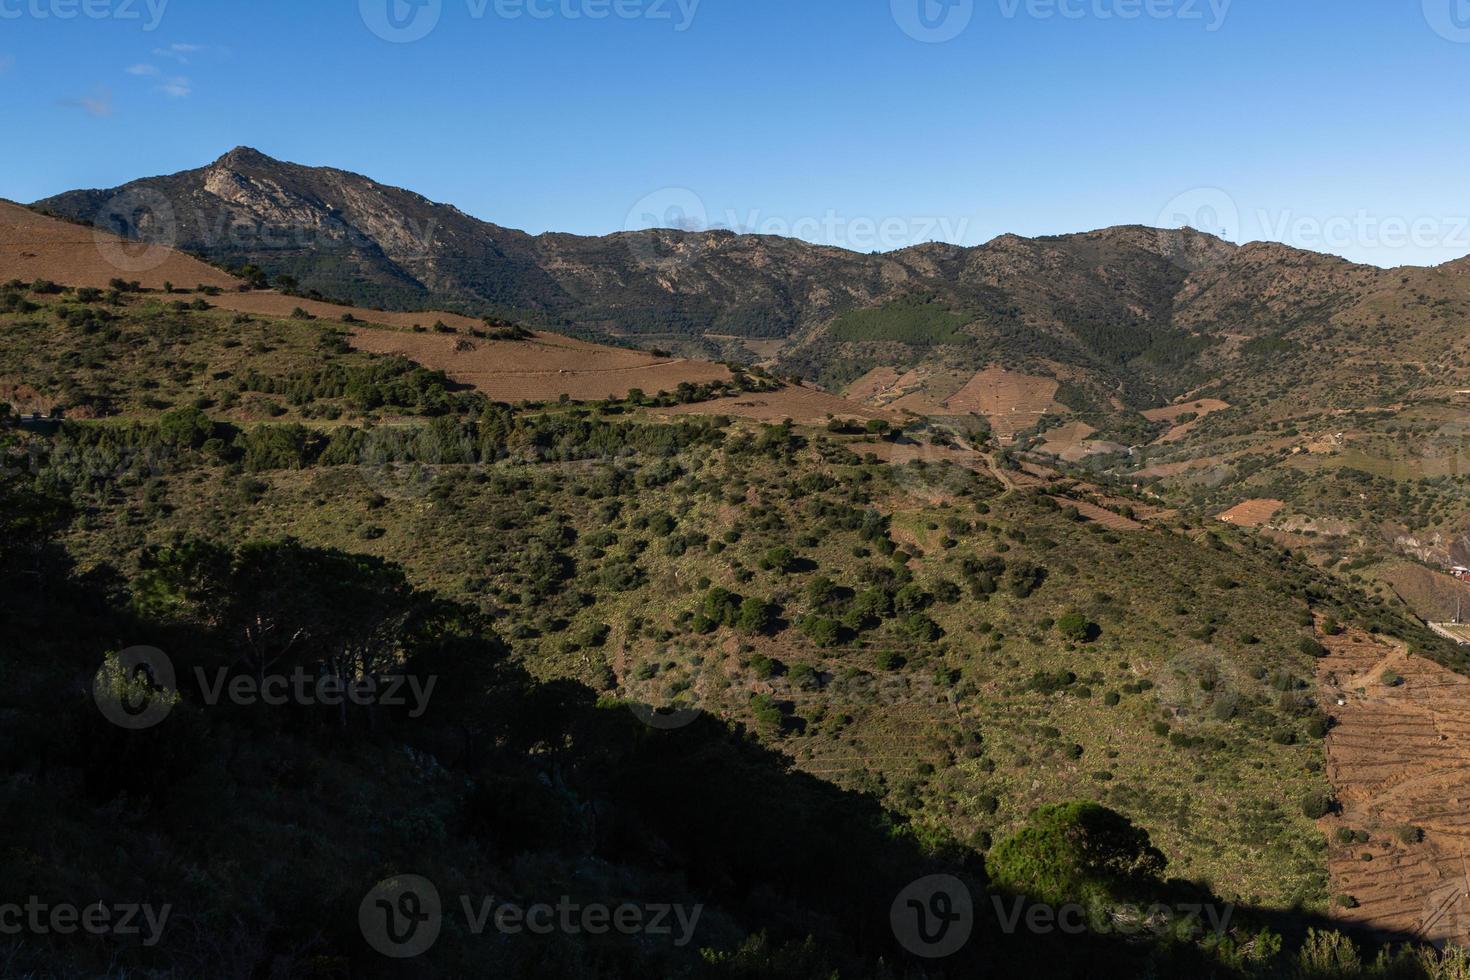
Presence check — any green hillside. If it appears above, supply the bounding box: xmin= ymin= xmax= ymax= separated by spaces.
xmin=7 ymin=284 xmax=1470 ymax=976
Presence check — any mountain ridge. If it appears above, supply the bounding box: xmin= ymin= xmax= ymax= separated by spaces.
xmin=29 ymin=147 xmax=1470 ymax=415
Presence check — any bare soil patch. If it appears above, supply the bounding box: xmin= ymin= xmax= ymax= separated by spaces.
xmin=846 ymin=367 xmax=903 ymax=403
xmin=351 ymin=326 xmax=731 ymax=403
xmin=210 ymin=291 xmax=487 ymax=332
xmin=1038 ymin=421 xmax=1125 ymax=462
xmin=1217 ymin=499 xmax=1285 ymax=527
xmin=1050 ymin=496 xmax=1145 ymax=532
xmin=942 ymin=366 xmax=1063 ymax=441
xmin=1317 ymin=625 xmax=1470 ymax=946
xmin=0 ymin=199 xmax=237 ymax=291
xmin=1376 ymin=560 xmax=1470 ymax=624
xmin=665 ymin=384 xmax=898 ymax=425
xmin=1039 ymin=420 xmax=1096 ymax=459
xmin=1143 ymin=398 xmax=1231 ymax=443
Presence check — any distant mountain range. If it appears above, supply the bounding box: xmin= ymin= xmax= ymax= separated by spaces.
xmin=32 ymin=147 xmax=1470 ymax=411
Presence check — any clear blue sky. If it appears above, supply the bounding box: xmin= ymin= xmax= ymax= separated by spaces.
xmin=2 ymin=0 xmax=1468 ymax=266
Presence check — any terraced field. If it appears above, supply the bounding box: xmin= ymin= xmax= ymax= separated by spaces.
xmin=1317 ymin=625 xmax=1470 ymax=946
xmin=943 ymin=366 xmax=1064 ymax=442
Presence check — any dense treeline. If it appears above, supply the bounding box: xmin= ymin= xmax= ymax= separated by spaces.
xmin=235 ymin=355 xmax=461 ymax=415
xmin=28 ymin=408 xmax=730 ymax=491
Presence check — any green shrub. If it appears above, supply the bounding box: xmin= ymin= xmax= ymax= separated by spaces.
xmin=1056 ymin=612 xmax=1099 ymax=644
xmin=737 ymin=597 xmax=776 ymax=635
xmin=985 ymin=802 xmax=1166 ymax=906
xmin=762 ymin=546 xmax=797 ymax=573
xmin=801 ymin=616 xmax=843 ymax=648
xmin=1298 ymin=636 xmax=1327 ymax=658
xmin=1302 ymin=790 xmax=1334 ymax=819
xmin=748 ymin=654 xmax=784 ymax=679
xmin=876 ymin=650 xmax=906 ymax=671
xmin=901 ymin=613 xmax=942 ymax=643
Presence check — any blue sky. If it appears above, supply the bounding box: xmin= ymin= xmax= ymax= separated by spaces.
xmin=1 ymin=0 xmax=1468 ymax=265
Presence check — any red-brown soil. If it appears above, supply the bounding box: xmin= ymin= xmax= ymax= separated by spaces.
xmin=350 ymin=326 xmax=732 ymax=403
xmin=665 ymin=384 xmax=899 ymax=425
xmin=1317 ymin=625 xmax=1470 ymax=946
xmin=943 ymin=366 xmax=1063 ymax=441
xmin=1217 ymin=499 xmax=1286 ymax=527
xmin=1143 ymin=398 xmax=1230 ymax=442
xmin=0 ymin=199 xmax=237 ymax=291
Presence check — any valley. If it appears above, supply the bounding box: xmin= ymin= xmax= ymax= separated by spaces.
xmin=5 ymin=156 xmax=1470 ymax=977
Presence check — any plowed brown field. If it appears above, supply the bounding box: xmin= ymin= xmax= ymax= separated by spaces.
xmin=1217 ymin=499 xmax=1286 ymax=527
xmin=943 ymin=366 xmax=1063 ymax=441
xmin=0 ymin=201 xmax=742 ymax=404
xmin=1317 ymin=625 xmax=1470 ymax=946
xmin=665 ymin=383 xmax=899 ymax=425
xmin=1143 ymin=398 xmax=1230 ymax=442
xmin=0 ymin=199 xmax=237 ymax=291
xmin=351 ymin=327 xmax=732 ymax=403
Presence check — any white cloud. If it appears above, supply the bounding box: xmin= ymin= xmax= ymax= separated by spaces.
xmin=157 ymin=75 xmax=192 ymax=98
xmin=63 ymin=87 xmax=113 ymax=118
xmin=153 ymin=43 xmax=205 ymax=63
xmin=127 ymin=63 xmax=159 ymax=76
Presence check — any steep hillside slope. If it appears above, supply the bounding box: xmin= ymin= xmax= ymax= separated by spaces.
xmin=33 ymin=150 xmax=1248 ymax=399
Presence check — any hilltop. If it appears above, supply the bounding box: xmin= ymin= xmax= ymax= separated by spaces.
xmin=5 ymin=230 xmax=1470 ymax=973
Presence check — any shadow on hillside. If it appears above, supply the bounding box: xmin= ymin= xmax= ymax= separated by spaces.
xmin=0 ymin=527 xmax=1428 ymax=979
